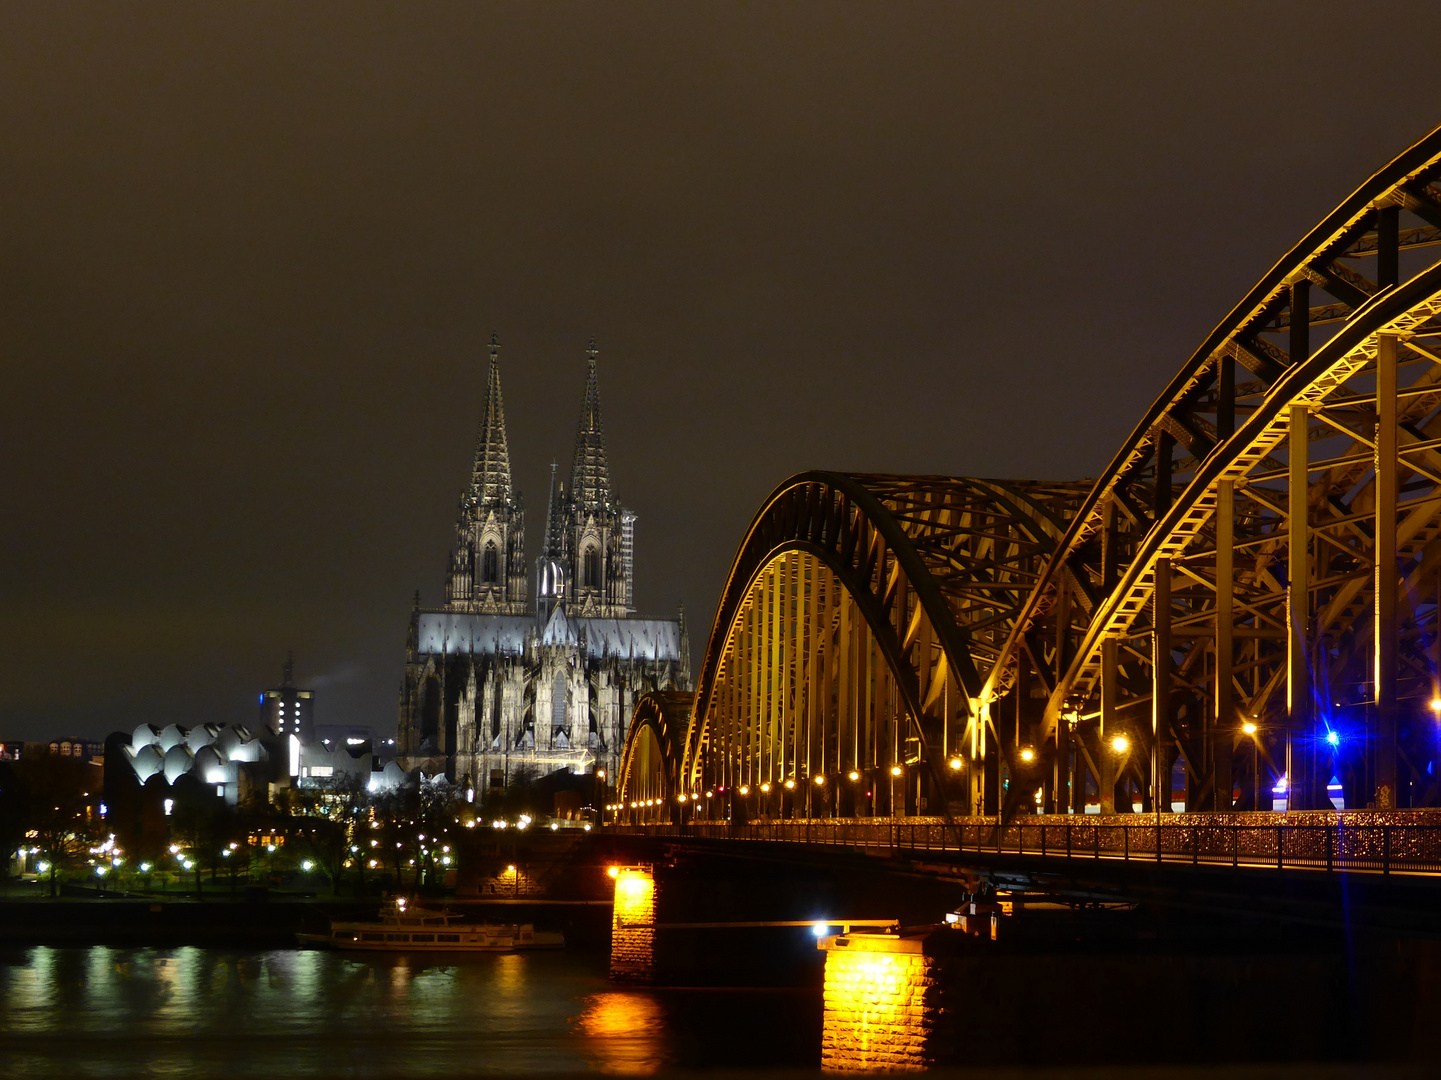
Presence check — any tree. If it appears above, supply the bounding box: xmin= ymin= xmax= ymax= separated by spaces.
xmin=0 ymin=759 xmax=25 ymax=881
xmin=278 ymin=774 xmax=367 ymax=894
xmin=370 ymin=779 xmax=421 ymax=891
xmin=414 ymin=773 xmax=465 ymax=890
xmin=169 ymin=776 xmax=231 ymax=897
xmin=15 ymin=755 xmax=102 ymax=897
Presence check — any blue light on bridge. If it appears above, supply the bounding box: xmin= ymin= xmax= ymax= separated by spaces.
xmin=1325 ymin=730 xmax=1340 ymax=748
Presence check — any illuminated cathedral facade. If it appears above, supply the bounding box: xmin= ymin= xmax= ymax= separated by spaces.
xmin=397 ymin=337 xmax=690 ymax=795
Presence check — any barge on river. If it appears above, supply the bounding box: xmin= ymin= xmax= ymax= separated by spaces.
xmin=298 ymin=898 xmax=564 ymax=952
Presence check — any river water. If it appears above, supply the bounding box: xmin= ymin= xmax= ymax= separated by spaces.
xmin=0 ymin=947 xmax=821 ymax=1077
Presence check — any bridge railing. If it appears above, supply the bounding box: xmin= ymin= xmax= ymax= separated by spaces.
xmin=606 ymin=813 xmax=1441 ymax=876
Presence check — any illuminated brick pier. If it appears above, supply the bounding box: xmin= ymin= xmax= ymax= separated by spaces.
xmin=608 ymin=864 xmax=657 ymax=983
xmin=817 ymin=929 xmax=952 ymax=1073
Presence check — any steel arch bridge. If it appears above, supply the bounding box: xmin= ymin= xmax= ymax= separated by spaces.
xmin=615 ymin=121 xmax=1441 ymax=830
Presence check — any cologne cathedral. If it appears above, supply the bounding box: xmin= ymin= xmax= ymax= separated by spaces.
xmin=397 ymin=337 xmax=691 ymax=795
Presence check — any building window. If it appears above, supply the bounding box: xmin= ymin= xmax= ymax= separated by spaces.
xmin=482 ymin=542 xmax=499 ymax=583
xmin=583 ymin=546 xmax=599 ymax=587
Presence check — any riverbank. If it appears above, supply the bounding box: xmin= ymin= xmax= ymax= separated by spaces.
xmin=0 ymin=896 xmax=613 ymax=948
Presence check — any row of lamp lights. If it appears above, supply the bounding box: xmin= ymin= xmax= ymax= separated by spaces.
xmin=605 ymin=758 xmax=988 ymax=813
xmin=597 ymin=709 xmax=1441 ymax=815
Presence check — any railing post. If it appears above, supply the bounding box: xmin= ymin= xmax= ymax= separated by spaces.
xmin=1276 ymin=825 xmax=1283 ymax=871
xmin=1384 ymin=826 xmax=1391 ymax=876
xmin=1066 ymin=819 xmax=1072 ymax=859
xmin=1232 ymin=825 xmax=1238 ymax=869
xmin=1326 ymin=825 xmax=1333 ymax=873
xmin=1124 ymin=824 xmax=1129 ymax=862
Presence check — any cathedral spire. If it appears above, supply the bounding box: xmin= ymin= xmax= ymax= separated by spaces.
xmin=569 ymin=338 xmax=611 ymax=511
xmin=469 ymin=333 xmax=514 ymax=507
xmin=542 ymin=461 xmax=564 ymax=558
xmin=447 ymin=333 xmax=527 ymax=615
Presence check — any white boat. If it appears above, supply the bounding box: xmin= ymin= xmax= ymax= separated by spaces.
xmin=298 ymin=898 xmax=565 ymax=952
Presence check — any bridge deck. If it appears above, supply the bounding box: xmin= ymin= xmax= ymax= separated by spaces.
xmin=607 ymin=813 xmax=1441 ymax=878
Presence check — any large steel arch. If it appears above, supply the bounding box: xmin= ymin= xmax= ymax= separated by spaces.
xmin=613 ymin=122 xmax=1441 ymax=827
xmin=996 ymin=122 xmax=1441 ymax=815
xmin=670 ymin=472 xmax=1087 ymax=819
xmin=612 ymin=691 xmax=692 ymax=824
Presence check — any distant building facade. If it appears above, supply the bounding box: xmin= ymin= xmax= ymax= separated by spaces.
xmin=103 ymin=657 xmax=402 ymax=854
xmin=398 ymin=337 xmax=691 ymax=795
xmin=260 ymin=654 xmax=316 ymax=747
xmin=47 ymin=736 xmax=104 ymax=763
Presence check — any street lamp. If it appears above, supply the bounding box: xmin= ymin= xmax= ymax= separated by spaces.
xmin=1110 ymin=734 xmax=1130 ymax=755
xmin=1242 ymin=720 xmax=1264 ymax=809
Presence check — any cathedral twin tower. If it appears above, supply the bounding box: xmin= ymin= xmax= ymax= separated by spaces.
xmin=446 ymin=335 xmax=633 ymax=621
xmin=399 ymin=337 xmax=690 ymax=795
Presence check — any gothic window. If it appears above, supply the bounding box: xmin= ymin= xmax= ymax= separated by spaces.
xmin=552 ymin=672 xmax=567 ymax=732
xmin=583 ymin=546 xmax=600 ymax=588
xmin=482 ymin=542 xmax=499 ymax=583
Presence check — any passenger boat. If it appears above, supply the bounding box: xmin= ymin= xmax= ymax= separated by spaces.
xmin=297 ymin=898 xmax=565 ymax=952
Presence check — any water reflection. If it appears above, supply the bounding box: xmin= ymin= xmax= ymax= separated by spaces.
xmin=0 ymin=947 xmax=816 ymax=1078
xmin=576 ymin=992 xmax=666 ymax=1074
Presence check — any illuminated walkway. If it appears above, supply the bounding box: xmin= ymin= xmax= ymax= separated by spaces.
xmin=609 ymin=811 xmax=1441 ymax=877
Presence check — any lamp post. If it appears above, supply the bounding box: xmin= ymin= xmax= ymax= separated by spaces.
xmin=1240 ymin=721 xmax=1260 ymax=809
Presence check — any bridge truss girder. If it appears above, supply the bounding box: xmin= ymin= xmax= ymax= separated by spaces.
xmin=616 ymin=123 xmax=1441 ymax=825
xmin=994 ymin=123 xmax=1441 ymax=816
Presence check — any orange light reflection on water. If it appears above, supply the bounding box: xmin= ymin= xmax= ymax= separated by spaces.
xmin=576 ymin=991 xmax=666 ymax=1074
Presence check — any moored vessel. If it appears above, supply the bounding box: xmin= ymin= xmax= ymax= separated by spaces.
xmin=298 ymin=898 xmax=565 ymax=952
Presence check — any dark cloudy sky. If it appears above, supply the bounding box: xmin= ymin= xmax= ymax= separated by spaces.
xmin=5 ymin=2 xmax=1441 ymax=742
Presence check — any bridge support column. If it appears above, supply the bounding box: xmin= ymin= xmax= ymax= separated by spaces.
xmin=1054 ymin=581 xmax=1073 ymax=814
xmin=818 ymin=929 xmax=953 ymax=1071
xmin=1153 ymin=557 xmax=1172 ymax=814
xmin=609 ymin=864 xmax=657 ymax=983
xmin=1287 ymin=402 xmax=1314 ymax=809
xmin=1215 ymin=480 xmax=1234 ymax=810
xmin=1100 ymin=635 xmax=1119 ymax=814
xmin=1376 ymin=332 xmax=1399 ymax=809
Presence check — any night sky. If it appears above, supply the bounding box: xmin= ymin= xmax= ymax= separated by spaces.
xmin=6 ymin=2 xmax=1441 ymax=743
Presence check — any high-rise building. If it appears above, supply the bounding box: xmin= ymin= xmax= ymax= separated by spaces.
xmin=397 ymin=337 xmax=690 ymax=795
xmin=259 ymin=652 xmax=315 ymax=748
